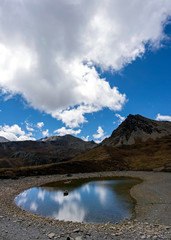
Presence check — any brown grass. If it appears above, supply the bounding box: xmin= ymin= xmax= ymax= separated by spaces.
xmin=0 ymin=135 xmax=170 ymax=178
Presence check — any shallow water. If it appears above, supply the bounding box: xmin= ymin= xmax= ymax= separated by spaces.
xmin=15 ymin=177 xmax=140 ymax=223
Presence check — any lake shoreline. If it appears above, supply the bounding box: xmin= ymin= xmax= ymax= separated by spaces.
xmin=0 ymin=171 xmax=171 ymax=239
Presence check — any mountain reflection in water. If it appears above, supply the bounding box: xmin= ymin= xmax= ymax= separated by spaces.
xmin=15 ymin=178 xmax=140 ymax=223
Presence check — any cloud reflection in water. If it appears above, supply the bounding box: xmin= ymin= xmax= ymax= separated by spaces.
xmin=14 ymin=179 xmax=139 ymax=223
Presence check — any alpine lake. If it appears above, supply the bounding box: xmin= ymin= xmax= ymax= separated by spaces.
xmin=15 ymin=177 xmax=141 ymax=224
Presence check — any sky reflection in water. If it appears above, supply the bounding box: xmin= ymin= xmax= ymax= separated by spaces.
xmin=15 ymin=179 xmax=139 ymax=223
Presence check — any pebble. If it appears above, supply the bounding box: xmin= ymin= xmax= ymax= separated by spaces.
xmin=66 ymin=237 xmax=74 ymax=240
xmin=140 ymin=235 xmax=146 ymax=239
xmin=48 ymin=232 xmax=56 ymax=239
xmin=75 ymin=237 xmax=82 ymax=240
xmin=72 ymin=228 xmax=80 ymax=233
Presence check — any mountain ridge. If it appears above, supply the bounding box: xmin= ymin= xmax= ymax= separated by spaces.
xmin=102 ymin=114 xmax=171 ymax=147
xmin=0 ymin=134 xmax=96 ymax=168
xmin=0 ymin=114 xmax=170 ymax=172
xmin=41 ymin=134 xmax=97 ymax=150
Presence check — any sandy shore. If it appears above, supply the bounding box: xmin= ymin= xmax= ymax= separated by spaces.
xmin=0 ymin=171 xmax=171 ymax=239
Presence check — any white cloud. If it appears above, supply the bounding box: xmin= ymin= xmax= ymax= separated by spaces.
xmin=38 ymin=190 xmax=46 ymax=201
xmin=0 ymin=124 xmax=35 ymax=141
xmin=93 ymin=126 xmax=104 ymax=139
xmin=25 ymin=121 xmax=34 ymax=131
xmin=156 ymin=114 xmax=171 ymax=122
xmin=93 ymin=126 xmax=109 ymax=143
xmin=42 ymin=129 xmax=49 ymax=137
xmin=82 ymin=136 xmax=89 ymax=141
xmin=54 ymin=127 xmax=81 ymax=136
xmin=115 ymin=113 xmax=125 ymax=124
xmin=0 ymin=1 xmax=171 ymax=126
xmin=37 ymin=122 xmax=44 ymax=128
xmin=30 ymin=202 xmax=38 ymax=212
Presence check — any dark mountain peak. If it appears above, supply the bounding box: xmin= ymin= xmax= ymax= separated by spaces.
xmin=103 ymin=114 xmax=171 ymax=147
xmin=112 ymin=114 xmax=157 ymax=136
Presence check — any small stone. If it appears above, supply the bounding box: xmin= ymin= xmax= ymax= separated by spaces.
xmin=85 ymin=232 xmax=91 ymax=236
xmin=165 ymin=226 xmax=170 ymax=230
xmin=48 ymin=233 xmax=56 ymax=239
xmin=115 ymin=233 xmax=121 ymax=236
xmin=141 ymin=236 xmax=146 ymax=239
xmin=66 ymin=237 xmax=74 ymax=240
xmin=152 ymin=236 xmax=158 ymax=239
xmin=75 ymin=236 xmax=82 ymax=240
xmin=73 ymin=229 xmax=80 ymax=233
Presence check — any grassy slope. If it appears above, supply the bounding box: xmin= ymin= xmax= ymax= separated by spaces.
xmin=0 ymin=135 xmax=170 ymax=178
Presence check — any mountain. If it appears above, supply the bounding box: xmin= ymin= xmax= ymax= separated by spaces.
xmin=70 ymin=134 xmax=171 ymax=172
xmin=67 ymin=115 xmax=171 ymax=173
xmin=0 ymin=136 xmax=10 ymax=142
xmin=1 ymin=134 xmax=170 ymax=178
xmin=42 ymin=134 xmax=97 ymax=150
xmin=0 ymin=135 xmax=97 ymax=168
xmin=0 ymin=114 xmax=171 ymax=177
xmin=102 ymin=114 xmax=171 ymax=147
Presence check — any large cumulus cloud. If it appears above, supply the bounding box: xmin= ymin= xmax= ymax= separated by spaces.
xmin=0 ymin=0 xmax=171 ymax=127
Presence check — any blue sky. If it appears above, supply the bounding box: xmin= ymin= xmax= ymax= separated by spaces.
xmin=0 ymin=0 xmax=171 ymax=142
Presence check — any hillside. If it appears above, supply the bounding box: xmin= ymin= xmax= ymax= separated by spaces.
xmin=102 ymin=114 xmax=171 ymax=147
xmin=72 ymin=135 xmax=171 ymax=171
xmin=0 ymin=135 xmax=96 ymax=168
xmin=0 ymin=114 xmax=171 ymax=177
xmin=0 ymin=135 xmax=170 ymax=178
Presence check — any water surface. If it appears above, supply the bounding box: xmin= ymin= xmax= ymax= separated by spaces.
xmin=15 ymin=177 xmax=140 ymax=223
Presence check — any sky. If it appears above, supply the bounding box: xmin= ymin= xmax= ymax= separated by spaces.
xmin=0 ymin=0 xmax=171 ymax=142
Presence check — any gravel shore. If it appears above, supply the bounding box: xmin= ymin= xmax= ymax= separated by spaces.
xmin=0 ymin=171 xmax=171 ymax=240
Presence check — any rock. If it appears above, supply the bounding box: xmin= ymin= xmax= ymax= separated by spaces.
xmin=48 ymin=233 xmax=56 ymax=239
xmin=64 ymin=190 xmax=69 ymax=196
xmin=72 ymin=229 xmax=80 ymax=233
xmin=66 ymin=237 xmax=74 ymax=240
xmin=140 ymin=236 xmax=146 ymax=239
xmin=75 ymin=237 xmax=82 ymax=240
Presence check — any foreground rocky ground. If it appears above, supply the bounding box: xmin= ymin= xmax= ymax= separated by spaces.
xmin=0 ymin=171 xmax=171 ymax=240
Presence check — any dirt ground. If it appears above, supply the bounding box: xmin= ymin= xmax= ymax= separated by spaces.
xmin=0 ymin=171 xmax=171 ymax=239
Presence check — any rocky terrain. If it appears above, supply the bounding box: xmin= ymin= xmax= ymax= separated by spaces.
xmin=102 ymin=114 xmax=171 ymax=147
xmin=0 ymin=171 xmax=171 ymax=240
xmin=0 ymin=135 xmax=97 ymax=168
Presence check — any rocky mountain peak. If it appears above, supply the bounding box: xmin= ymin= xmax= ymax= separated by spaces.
xmin=103 ymin=114 xmax=171 ymax=147
xmin=112 ymin=114 xmax=158 ymax=135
